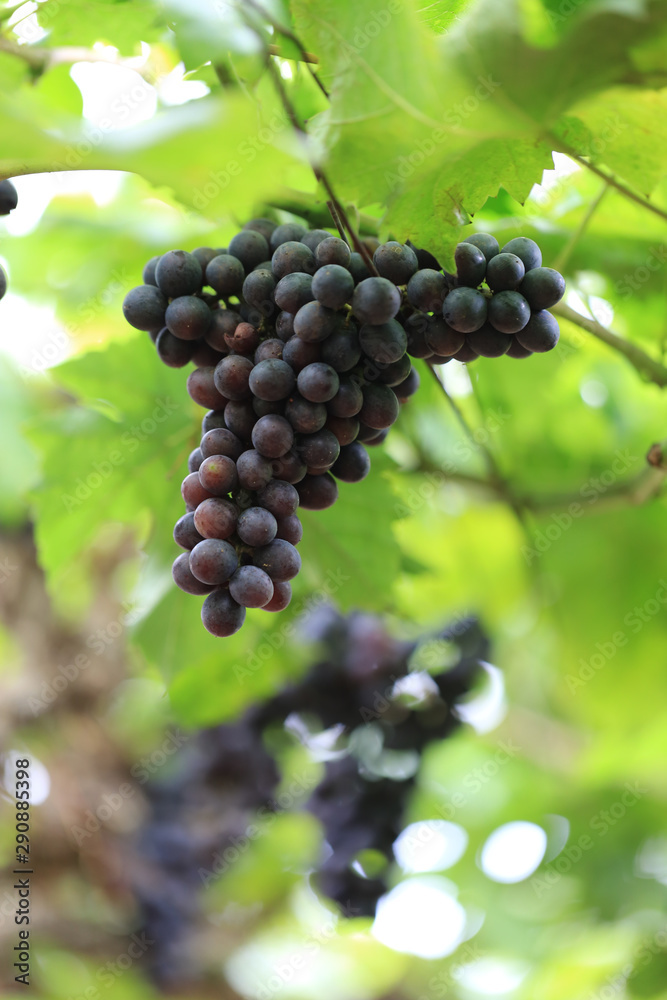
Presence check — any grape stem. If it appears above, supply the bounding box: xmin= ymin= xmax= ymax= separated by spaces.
xmin=0 ymin=36 xmax=156 ymax=80
xmin=244 ymin=0 xmax=330 ymax=98
xmin=552 ymin=302 xmax=667 ymax=388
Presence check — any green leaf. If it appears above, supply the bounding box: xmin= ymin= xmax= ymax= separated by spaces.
xmin=35 ymin=0 xmax=161 ymax=52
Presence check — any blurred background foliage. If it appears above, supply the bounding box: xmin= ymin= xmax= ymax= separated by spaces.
xmin=1 ymin=0 xmax=667 ymax=997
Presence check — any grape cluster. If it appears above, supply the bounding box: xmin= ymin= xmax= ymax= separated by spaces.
xmin=122 ymin=221 xmax=424 ymax=637
xmin=0 ymin=179 xmax=18 ymax=301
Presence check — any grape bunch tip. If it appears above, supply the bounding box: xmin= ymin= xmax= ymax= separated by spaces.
xmin=0 ymin=178 xmax=18 ymax=303
xmin=122 ymin=221 xmax=564 ymax=637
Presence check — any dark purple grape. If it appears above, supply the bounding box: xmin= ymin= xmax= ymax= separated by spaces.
xmin=327 ymin=377 xmax=363 ymax=418
xmin=182 ymin=472 xmax=213 ymax=510
xmin=229 ymin=566 xmax=274 ymax=608
xmin=193 ymin=497 xmax=239 ymax=539
xmin=155 ymin=250 xmax=202 ymax=298
xmin=296 ymin=429 xmax=340 ymax=469
xmin=253 ymin=398 xmax=283 ymax=417
xmin=452 ymin=342 xmax=479 ymax=363
xmin=467 ymin=324 xmax=512 ymax=357
xmin=252 ymin=414 xmax=294 ymax=458
xmin=297 ymin=362 xmax=340 ymax=403
xmin=172 ymin=553 xmax=214 ymax=595
xmin=285 ymin=395 xmax=327 ymax=433
xmin=506 ymin=338 xmax=533 ymax=359
xmin=293 ymin=301 xmax=338 ymax=343
xmin=515 ymin=310 xmax=560 ymax=352
xmin=201 ymin=588 xmax=246 ymax=636
xmin=237 ymin=507 xmax=278 ymax=546
xmin=282 ymin=336 xmax=321 ymax=372
xmin=199 ymin=454 xmax=239 ymax=494
xmin=275 ymin=514 xmax=302 ymax=545
xmin=404 ymin=312 xmax=434 ymax=359
xmin=373 ymin=242 xmax=418 ymax=285
xmin=192 ymin=341 xmax=225 ymax=368
xmin=166 ymin=296 xmax=212 ymax=340
xmin=214 ymin=355 xmax=253 ymax=400
xmin=202 ymin=409 xmax=227 ymax=434
xmin=301 ymin=229 xmax=331 ymax=252
xmin=359 ymin=383 xmax=400 ymax=429
xmin=122 ymin=285 xmax=167 ymax=331
xmin=253 ymin=539 xmax=302 ymax=580
xmin=187 ymin=366 xmax=228 ymax=409
xmin=274 ymin=272 xmax=314 ymax=313
xmin=272 ymin=241 xmax=316 ymax=279
xmin=519 ymin=267 xmax=565 ymax=310
xmin=348 ymin=252 xmax=371 ymax=283
xmin=487 ymin=291 xmax=530 ymax=334
xmin=206 ymin=254 xmax=245 ymax=296
xmin=224 ymin=321 xmax=260 ymax=355
xmin=462 ymin=232 xmax=499 ymax=262
xmin=249 ymin=359 xmax=296 ymax=401
xmin=236 ymin=449 xmax=273 ymax=489
xmin=263 ymin=580 xmax=292 ymax=612
xmin=254 ymin=339 xmax=284 ymax=364
xmin=325 ymin=415 xmax=360 ymax=446
xmin=501 ymin=237 xmax=542 ymax=271
xmin=206 ymin=308 xmax=240 ymax=351
xmin=351 ymin=277 xmax=401 ymax=324
xmin=271 ymin=450 xmax=307 ymax=484
xmin=223 ymin=400 xmax=257 ymax=441
xmin=393 ymin=366 xmax=420 ymax=401
xmin=257 ymin=479 xmax=299 ymax=518
xmin=486 ymin=252 xmax=525 ymax=291
xmin=142 ymin=255 xmax=160 ymax=285
xmin=244 ymin=217 xmax=277 ymax=242
xmin=190 ymin=538 xmax=238 ymax=585
xmin=242 ymin=269 xmax=276 ymax=315
xmin=455 ymin=242 xmax=487 ymax=287
xmin=270 ymin=223 xmax=307 ymax=252
xmin=407 ymin=240 xmax=442 ymax=270
xmin=332 ymin=441 xmax=371 ymax=482
xmin=228 ymin=230 xmax=270 ymax=271
xmin=320 ymin=323 xmax=361 ymax=372
xmin=191 ymin=246 xmax=219 ymax=271
xmin=276 ymin=311 xmax=295 ymax=341
xmin=311 ymin=264 xmax=354 ymax=310
xmin=296 ymin=473 xmax=338 ymax=509
xmin=188 ymin=447 xmax=203 ymax=473
xmin=442 ymin=287 xmax=487 ymax=333
xmin=357 ymin=422 xmax=386 ymax=443
xmin=359 ymin=319 xmax=407 ymax=365
xmin=406 ymin=269 xmax=447 ymax=312
xmin=156 ymin=328 xmax=195 ymax=367
xmin=377 ymin=353 xmax=412 ymax=386
xmin=315 ymin=237 xmax=351 ymax=268
xmin=201 ymin=428 xmax=243 ymax=461
xmin=173 ymin=511 xmax=204 ymax=550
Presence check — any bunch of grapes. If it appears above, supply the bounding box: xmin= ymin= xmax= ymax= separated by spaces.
xmin=0 ymin=178 xmax=18 ymax=301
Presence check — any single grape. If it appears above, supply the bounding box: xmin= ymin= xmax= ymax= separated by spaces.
xmin=253 ymin=538 xmax=302 ymax=580
xmin=206 ymin=254 xmax=245 ymax=296
xmin=0 ymin=179 xmax=18 ymax=215
xmin=293 ymin=301 xmax=338 ymax=343
xmin=142 ymin=255 xmax=160 ymax=285
xmin=359 ymin=318 xmax=407 ymax=365
xmin=325 ymin=415 xmax=360 ymax=445
xmin=174 ymin=511 xmax=204 ymax=550
xmin=236 ymin=449 xmax=273 ymax=489
xmin=425 ymin=317 xmax=465 ymax=357
xmin=359 ymin=383 xmax=400 ymax=429
xmin=237 ymin=506 xmax=278 ymax=546
xmin=312 ymin=264 xmax=355 ymax=310
xmin=257 ymin=479 xmax=299 ymax=518
xmin=172 ymin=553 xmax=214 ymax=595
xmin=187 ymin=366 xmax=228 ymax=410
xmin=275 ymin=514 xmax=303 ymax=545
xmin=351 ymin=277 xmax=401 ymax=324
xmin=206 ymin=308 xmax=241 ymax=351
xmin=442 ymin=287 xmax=487 ymax=333
xmin=297 ymin=362 xmax=340 ymax=403
xmin=156 ymin=328 xmax=195 ymax=367
xmin=348 ymin=252 xmax=371 ymax=284
xmin=214 ymin=355 xmax=254 ymax=400
xmin=467 ymin=324 xmax=512 ymax=357
xmin=519 ymin=266 xmax=565 ymax=310
xmin=506 ymin=337 xmax=533 ymax=359
xmin=377 ymin=353 xmax=412 ymax=386
xmin=274 ymin=272 xmax=314 ymax=313
xmin=199 ymin=454 xmax=239 ymax=494
xmin=406 ymin=269 xmax=447 ymax=312
xmin=229 ymin=566 xmax=274 ymax=608
xmin=191 ymin=246 xmax=219 ymax=271
xmin=253 ymin=398 xmax=283 ymax=417
xmin=155 ymin=250 xmax=203 ymax=297
xmin=515 ymin=310 xmax=560 ymax=352
xmin=461 ymin=232 xmax=499 ymax=262
xmin=202 ymin=409 xmax=227 ymax=434
xmin=501 ymin=236 xmax=542 ymax=271
xmin=0 ymin=266 xmax=6 ymax=300
xmin=331 ymin=441 xmax=371 ymax=482
xmin=276 ymin=311 xmax=295 ymax=341
xmin=487 ymin=290 xmax=530 ymax=334
xmin=242 ymin=269 xmax=276 ymax=314
xmin=272 ymin=241 xmax=316 ymax=279
xmin=407 ymin=240 xmax=442 ymax=270
xmin=192 ymin=341 xmax=225 ymax=368
xmin=193 ymin=497 xmax=239 ymax=539
xmin=271 ymin=450 xmax=307 ymax=484
xmin=285 ymin=395 xmax=327 ymax=433
xmin=201 ymin=428 xmax=243 ymax=461
xmin=254 ymin=339 xmax=284 ymax=364
xmin=452 ymin=342 xmax=478 ymax=363
xmin=270 ymin=223 xmax=307 ymax=252
xmin=320 ymin=323 xmax=361 ymax=372
xmin=190 ymin=538 xmax=238 ymax=585
xmin=181 ymin=472 xmax=213 ymax=510
xmin=392 ymin=366 xmax=420 ymax=402
xmin=263 ymin=580 xmax=292 ymax=612
xmin=486 ymin=252 xmax=525 ymax=292
xmin=188 ymin=447 xmax=204 ymax=473
xmin=296 ymin=429 xmax=340 ymax=469
xmin=249 ymin=358 xmax=296 ymax=401
xmin=166 ymin=296 xmax=212 ymax=341
xmin=228 ymin=230 xmax=270 ymax=271
xmin=122 ymin=285 xmax=167 ymax=331
xmin=327 ymin=376 xmax=363 ymax=417
xmin=224 ymin=321 xmax=259 ymax=355
xmin=455 ymin=242 xmax=487 ymax=287
xmin=301 ymin=229 xmax=332 ymax=252
xmin=223 ymin=400 xmax=257 ymax=441
xmin=296 ymin=473 xmax=339 ymax=509
xmin=244 ymin=217 xmax=277 ymax=242
xmin=373 ymin=241 xmax=419 ymax=285
xmin=252 ymin=414 xmax=294 ymax=458
xmin=282 ymin=335 xmax=320 ymax=372
xmin=404 ymin=313 xmax=434 ymax=359
xmin=201 ymin=588 xmax=246 ymax=637
xmin=357 ymin=422 xmax=387 ymax=443
xmin=315 ymin=237 xmax=351 ymax=268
